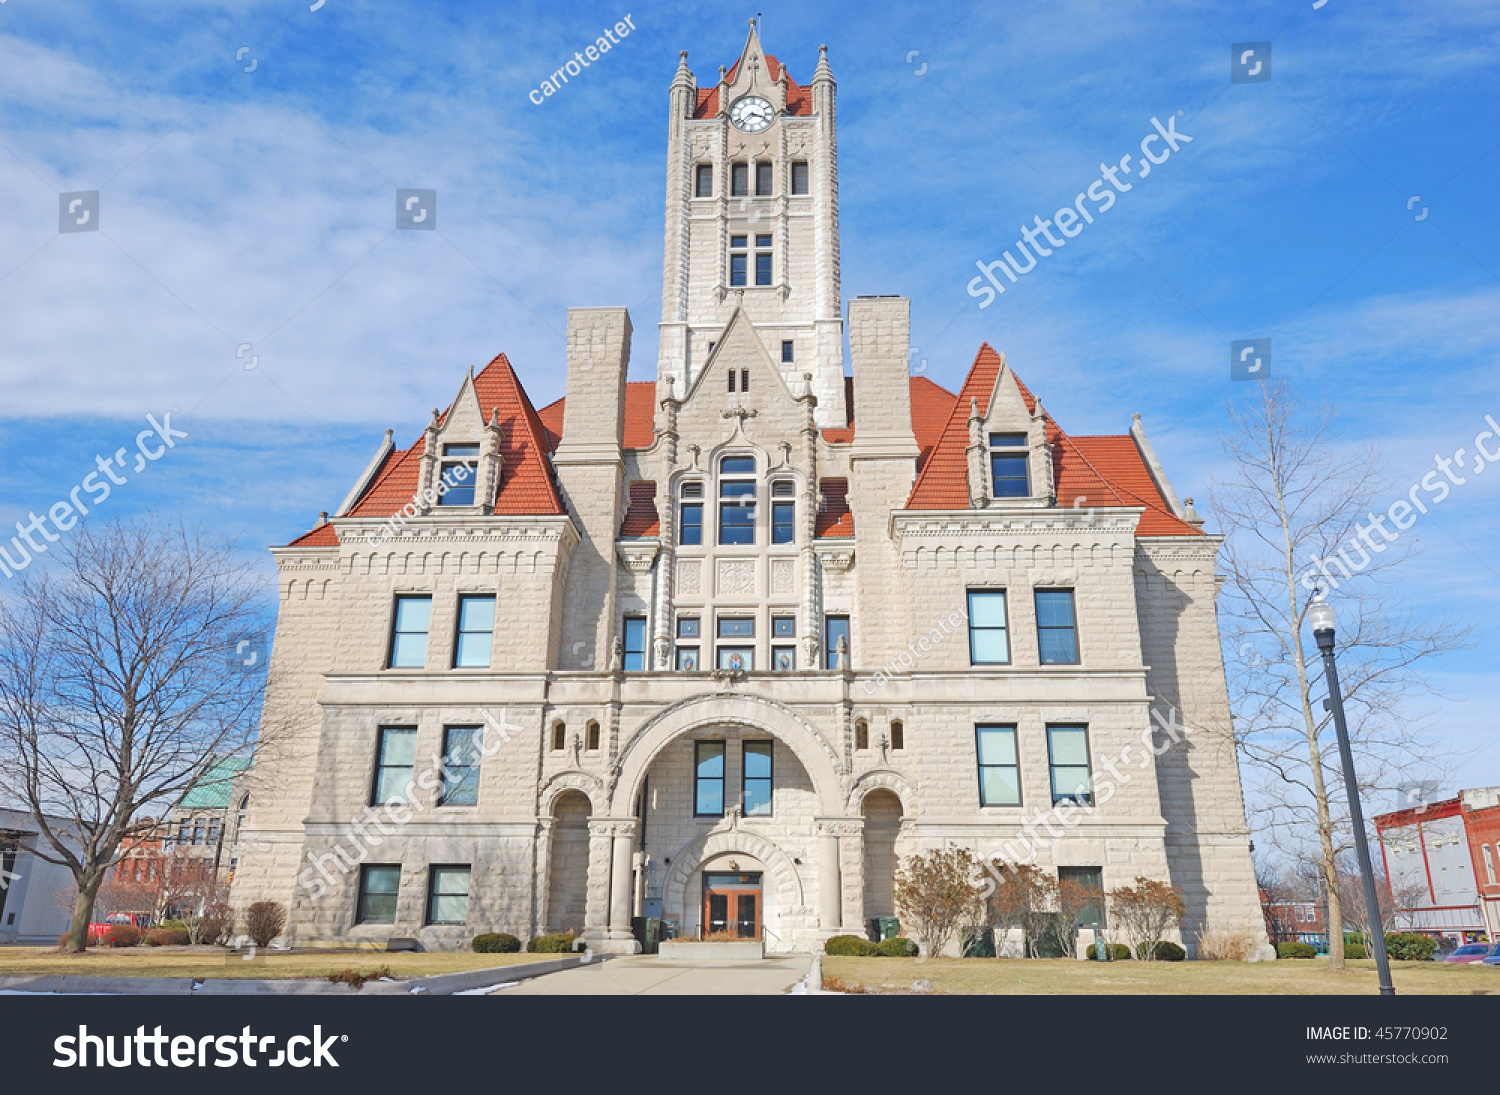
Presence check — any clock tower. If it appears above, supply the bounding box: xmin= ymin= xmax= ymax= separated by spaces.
xmin=657 ymin=22 xmax=847 ymax=428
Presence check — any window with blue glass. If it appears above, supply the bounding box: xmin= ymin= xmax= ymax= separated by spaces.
xmin=824 ymin=614 xmax=850 ymax=669
xmin=988 ymin=432 xmax=1029 ymax=498
xmin=357 ymin=864 xmax=401 ymax=924
xmin=676 ymin=617 xmax=700 ymax=671
xmin=717 ymin=617 xmax=754 ymax=671
xmin=771 ymin=480 xmax=795 ymax=544
xmin=388 ymin=595 xmax=432 ymax=668
xmin=372 ymin=727 xmax=416 ymax=806
xmin=439 ymin=443 xmax=479 ymax=506
xmin=781 ymin=340 xmax=794 ymax=363
xmin=1048 ymin=725 xmax=1093 ymax=805
xmin=622 ymin=617 xmax=647 ymax=671
xmin=729 ymin=235 xmax=747 ymax=286
xmin=967 ymin=590 xmax=1010 ymax=664
xmin=755 ymin=234 xmax=773 ymax=286
xmin=679 ymin=481 xmax=703 ymax=545
xmin=695 ymin=741 xmax=725 ymax=816
xmin=718 ymin=456 xmax=756 ymax=545
xmin=453 ymin=594 xmax=495 ymax=668
xmin=743 ymin=741 xmax=773 ymax=817
xmin=976 ymin=724 xmax=1021 ymax=807
xmin=439 ymin=726 xmax=481 ymax=806
xmin=1035 ymin=589 xmax=1079 ymax=664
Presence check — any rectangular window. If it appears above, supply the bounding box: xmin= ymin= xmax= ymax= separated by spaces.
xmin=771 ymin=615 xmax=796 ymax=639
xmin=772 ymin=500 xmax=795 ymax=544
xmin=207 ymin=820 xmax=221 ymax=845
xmin=676 ymin=646 xmax=700 ymax=671
xmin=357 ymin=864 xmax=401 ymax=924
xmin=781 ymin=340 xmax=794 ymax=363
xmin=177 ymin=821 xmax=190 ymax=844
xmin=439 ymin=442 xmax=480 ymax=506
xmin=373 ymin=727 xmax=417 ymax=805
xmin=1048 ymin=725 xmax=1093 ymax=805
xmin=192 ymin=821 xmax=204 ymax=845
xmin=967 ymin=590 xmax=1010 ymax=664
xmin=1058 ymin=866 xmax=1105 ymax=927
xmin=743 ymin=741 xmax=773 ymax=817
xmin=731 ymin=162 xmax=748 ymax=196
xmin=755 ymin=161 xmax=773 ymax=196
xmin=388 ymin=595 xmax=432 ymax=668
xmin=755 ymin=233 xmax=772 ymax=248
xmin=695 ymin=741 xmax=725 ymax=816
xmin=771 ymin=646 xmax=794 ymax=671
xmin=791 ymin=161 xmax=809 ymax=194
xmin=1035 ymin=589 xmax=1079 ymax=665
xmin=622 ymin=617 xmax=647 ymax=672
xmin=439 ymin=726 xmax=482 ymax=806
xmin=718 ymin=456 xmax=756 ymax=545
xmin=695 ymin=163 xmax=713 ymax=197
xmin=730 ymin=253 xmax=746 ymax=287
xmin=755 ymin=252 xmax=772 ymax=286
xmin=989 ymin=433 xmax=1030 ymax=498
xmin=824 ymin=614 xmax=850 ymax=669
xmin=717 ymin=616 xmax=754 ymax=672
xmin=1485 ymin=844 xmax=1496 ymax=885
xmin=977 ymin=724 xmax=1021 ymax=807
xmin=453 ymin=594 xmax=496 ymax=668
xmin=426 ymin=866 xmax=470 ymax=925
xmin=680 ymin=503 xmax=703 ymax=545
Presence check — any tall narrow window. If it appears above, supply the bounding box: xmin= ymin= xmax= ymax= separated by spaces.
xmin=717 ymin=617 xmax=754 ymax=671
xmin=890 ymin=719 xmax=905 ymax=751
xmin=755 ymin=234 xmax=773 ymax=286
xmin=755 ymin=161 xmax=773 ymax=196
xmin=743 ymin=741 xmax=773 ymax=817
xmin=676 ymin=616 xmax=700 ymax=671
xmin=1058 ymin=866 xmax=1105 ymax=927
xmin=586 ymin=720 xmax=600 ymax=752
xmin=772 ymin=480 xmax=795 ymax=544
xmin=207 ymin=819 xmax=221 ymax=845
xmin=439 ymin=726 xmax=481 ymax=806
xmin=854 ymin=719 xmax=869 ymax=751
xmin=731 ymin=162 xmax=748 ymax=196
xmin=695 ymin=163 xmax=713 ymax=197
xmin=967 ymin=590 xmax=1009 ymax=664
xmin=695 ymin=741 xmax=725 ymax=816
xmin=680 ymin=482 xmax=704 ymax=545
xmin=388 ymin=595 xmax=432 ymax=668
xmin=372 ymin=728 xmax=417 ymax=805
xmin=357 ymin=864 xmax=401 ymax=924
xmin=729 ymin=234 xmax=747 ymax=286
xmin=791 ymin=161 xmax=809 ymax=195
xmin=551 ymin=721 xmax=566 ymax=751
xmin=771 ymin=615 xmax=795 ymax=672
xmin=781 ymin=340 xmax=794 ymax=363
xmin=1485 ymin=844 xmax=1496 ymax=885
xmin=1048 ymin=725 xmax=1093 ymax=805
xmin=454 ymin=594 xmax=495 ymax=668
xmin=426 ymin=866 xmax=470 ymax=925
xmin=1035 ymin=589 xmax=1079 ymax=664
xmin=976 ymin=724 xmax=1021 ymax=807
xmin=718 ymin=456 xmax=756 ymax=545
xmin=439 ymin=443 xmax=480 ymax=506
xmin=989 ymin=432 xmax=1030 ymax=498
xmin=622 ymin=617 xmax=647 ymax=671
xmin=192 ymin=820 xmax=205 ymax=845
xmin=824 ymin=614 xmax=850 ymax=669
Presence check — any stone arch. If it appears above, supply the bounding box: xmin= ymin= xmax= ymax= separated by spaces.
xmin=545 ymin=789 xmax=592 ymax=934
xmin=846 ymin=769 xmax=917 ymax=814
xmin=610 ymin=693 xmax=846 ymax=816
xmin=539 ymin=770 xmax=604 ymax=816
xmin=660 ymin=827 xmax=804 ymax=920
xmin=861 ymin=787 xmax=905 ymax=921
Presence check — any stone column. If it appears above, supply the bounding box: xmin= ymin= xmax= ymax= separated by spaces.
xmin=582 ymin=820 xmax=614 ymax=945
xmin=838 ymin=819 xmax=865 ymax=931
xmin=816 ymin=821 xmax=842 ymax=931
xmin=533 ymin=817 xmax=554 ymax=938
xmin=605 ymin=819 xmax=642 ymax=954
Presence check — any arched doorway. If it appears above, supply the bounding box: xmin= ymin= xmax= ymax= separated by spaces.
xmin=547 ymin=790 xmax=591 ymax=933
xmin=862 ymin=789 xmax=903 ymax=923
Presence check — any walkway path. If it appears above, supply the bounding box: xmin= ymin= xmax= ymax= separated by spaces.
xmin=491 ymin=954 xmax=813 ymax=995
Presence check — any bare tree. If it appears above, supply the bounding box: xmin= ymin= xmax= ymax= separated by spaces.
xmin=1209 ymin=381 xmax=1470 ymax=969
xmin=894 ymin=846 xmax=988 ymax=957
xmin=1108 ymin=878 xmax=1186 ymax=960
xmin=988 ymin=862 xmax=1058 ymax=958
xmin=0 ymin=517 xmax=268 ymax=951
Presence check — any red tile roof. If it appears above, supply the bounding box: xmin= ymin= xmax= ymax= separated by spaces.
xmin=1065 ymin=436 xmax=1201 ymax=536
xmin=286 ymin=353 xmax=563 ymax=544
xmin=905 ymin=344 xmax=1006 ymax=510
xmin=536 ymin=381 xmax=656 ymax=453
xmin=620 ymin=481 xmax=661 ymax=538
xmin=288 ymin=522 xmax=339 ymax=547
xmin=693 ymin=54 xmax=812 ymax=119
xmin=815 ymin=478 xmax=853 ymax=538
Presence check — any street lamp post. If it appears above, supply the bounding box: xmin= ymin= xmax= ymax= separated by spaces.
xmin=1307 ymin=598 xmax=1395 ymax=996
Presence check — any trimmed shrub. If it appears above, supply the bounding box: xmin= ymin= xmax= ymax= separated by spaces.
xmin=823 ymin=934 xmax=879 ymax=957
xmin=1345 ymin=942 xmax=1367 ymax=959
xmin=1138 ymin=940 xmax=1185 ymax=962
xmin=1277 ymin=941 xmax=1318 ymax=959
xmin=57 ymin=931 xmax=101 ymax=948
xmin=198 ymin=904 xmax=234 ymax=946
xmin=527 ymin=931 xmax=577 ymax=953
xmin=243 ymin=901 xmax=287 ymax=947
xmin=145 ymin=927 xmax=191 ymax=947
xmin=876 ymin=936 xmax=919 ymax=957
xmin=472 ymin=932 xmax=522 ymax=954
xmin=1086 ymin=942 xmax=1133 ymax=961
xmin=105 ymin=924 xmax=142 ymax=948
xmin=1385 ymin=933 xmax=1437 ymax=962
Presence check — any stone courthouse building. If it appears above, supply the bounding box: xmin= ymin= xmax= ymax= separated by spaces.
xmin=231 ymin=26 xmax=1269 ymax=956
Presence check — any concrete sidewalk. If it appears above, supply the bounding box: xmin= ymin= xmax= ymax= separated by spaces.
xmin=490 ymin=954 xmax=814 ymax=995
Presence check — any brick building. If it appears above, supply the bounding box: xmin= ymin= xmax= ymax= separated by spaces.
xmin=229 ymin=26 xmax=1269 ymax=956
xmin=1375 ymin=787 xmax=1500 ymax=945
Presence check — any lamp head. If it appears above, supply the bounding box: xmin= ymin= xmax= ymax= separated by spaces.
xmin=1307 ymin=598 xmax=1336 ymax=651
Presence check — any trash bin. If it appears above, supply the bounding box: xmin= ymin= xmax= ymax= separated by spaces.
xmin=877 ymin=917 xmax=900 ymax=941
xmin=631 ymin=916 xmax=661 ymax=954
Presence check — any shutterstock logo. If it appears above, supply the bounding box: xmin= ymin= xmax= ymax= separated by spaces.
xmin=54 ymin=1026 xmax=344 ymax=1068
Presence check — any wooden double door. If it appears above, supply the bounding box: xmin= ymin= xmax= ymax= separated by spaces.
xmin=702 ymin=871 xmax=762 ymax=939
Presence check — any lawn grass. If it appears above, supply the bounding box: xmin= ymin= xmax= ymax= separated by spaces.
xmin=821 ymin=956 xmax=1500 ymax=995
xmin=0 ymin=946 xmax=560 ymax=980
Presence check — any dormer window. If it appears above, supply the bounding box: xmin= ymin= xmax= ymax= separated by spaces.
xmin=988 ymin=433 xmax=1029 ymax=499
xmin=439 ymin=443 xmax=479 ymax=505
xmin=718 ymin=456 xmax=756 ymax=545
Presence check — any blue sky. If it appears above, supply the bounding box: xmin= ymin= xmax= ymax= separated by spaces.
xmin=1 ymin=0 xmax=1497 ymax=813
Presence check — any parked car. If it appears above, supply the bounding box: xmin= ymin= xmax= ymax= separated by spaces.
xmin=1481 ymin=944 xmax=1500 ymax=966
xmin=1444 ymin=943 xmax=1495 ymax=964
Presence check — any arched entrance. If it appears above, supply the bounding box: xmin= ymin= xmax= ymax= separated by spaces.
xmin=862 ymin=788 xmax=903 ymax=923
xmin=546 ymin=790 xmax=591 ymax=934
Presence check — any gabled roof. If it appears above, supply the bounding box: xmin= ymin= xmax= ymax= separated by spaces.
xmin=283 ymin=353 xmax=563 ymax=546
xmin=694 ymin=54 xmax=813 ymax=119
xmin=537 ymin=382 xmax=656 ymax=453
xmin=905 ymin=344 xmax=1007 ymax=510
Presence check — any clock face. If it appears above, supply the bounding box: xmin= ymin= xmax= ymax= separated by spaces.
xmin=730 ymin=96 xmax=774 ymax=133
